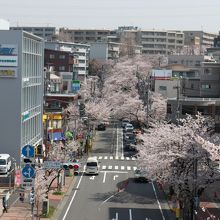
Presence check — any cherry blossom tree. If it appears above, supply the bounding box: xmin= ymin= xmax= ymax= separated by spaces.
xmin=137 ymin=113 xmax=220 ymax=219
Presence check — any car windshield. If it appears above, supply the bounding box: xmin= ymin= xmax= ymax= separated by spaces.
xmin=0 ymin=159 xmax=6 ymax=165
xmin=87 ymin=162 xmax=97 ymax=166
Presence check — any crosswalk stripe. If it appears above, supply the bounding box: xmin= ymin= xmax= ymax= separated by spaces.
xmin=131 ymin=157 xmax=136 ymax=160
xmin=121 ymin=166 xmax=125 ymax=170
xmin=127 ymin=166 xmax=131 ymax=170
xmin=98 ymin=156 xmax=103 ymax=160
xmin=108 ymin=166 xmax=112 ymax=170
xmin=121 ymin=156 xmax=124 ymax=160
xmin=102 ymin=165 xmax=106 ymax=170
xmin=110 ymin=156 xmax=113 ymax=160
xmin=104 ymin=156 xmax=108 ymax=160
xmin=115 ymin=166 xmax=118 ymax=170
xmin=133 ymin=166 xmax=137 ymax=171
xmin=126 ymin=157 xmax=130 ymax=160
xmin=93 ymin=156 xmax=97 ymax=159
xmin=115 ymin=156 xmax=119 ymax=160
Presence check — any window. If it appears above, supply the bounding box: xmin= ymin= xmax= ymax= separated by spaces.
xmin=59 ymin=66 xmax=65 ymax=71
xmin=59 ymin=55 xmax=65 ymax=59
xmin=167 ymin=104 xmax=172 ymax=114
xmin=182 ymin=106 xmax=194 ymax=115
xmin=159 ymin=86 xmax=167 ymax=91
xmin=201 ymin=84 xmax=211 ymax=89
xmin=49 ymin=54 xmax=55 ymax=59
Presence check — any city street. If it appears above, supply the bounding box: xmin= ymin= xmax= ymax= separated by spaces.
xmin=56 ymin=124 xmax=174 ymax=220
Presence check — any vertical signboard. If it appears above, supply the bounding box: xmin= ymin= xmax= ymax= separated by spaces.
xmin=0 ymin=44 xmax=18 ymax=78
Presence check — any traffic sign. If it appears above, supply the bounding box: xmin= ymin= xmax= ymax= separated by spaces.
xmin=44 ymin=161 xmax=61 ymax=169
xmin=22 ymin=145 xmax=35 ymax=158
xmin=22 ymin=165 xmax=35 ymax=178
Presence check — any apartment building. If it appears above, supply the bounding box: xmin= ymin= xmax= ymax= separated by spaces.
xmin=45 ymin=41 xmax=90 ymax=78
xmin=140 ymin=30 xmax=184 ymax=55
xmin=184 ymin=31 xmax=217 ymax=47
xmin=0 ymin=30 xmax=44 ymax=163
xmin=59 ymin=28 xmax=111 ymax=44
xmin=10 ymin=26 xmax=56 ymax=41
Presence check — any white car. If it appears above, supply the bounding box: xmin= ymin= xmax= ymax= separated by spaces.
xmin=85 ymin=157 xmax=99 ymax=175
xmin=121 ymin=118 xmax=130 ymax=128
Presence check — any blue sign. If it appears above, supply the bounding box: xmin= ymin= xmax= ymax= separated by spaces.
xmin=22 ymin=145 xmax=35 ymax=158
xmin=22 ymin=165 xmax=35 ymax=178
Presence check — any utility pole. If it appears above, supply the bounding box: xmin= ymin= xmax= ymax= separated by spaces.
xmin=192 ymin=145 xmax=198 ymax=220
xmin=174 ymin=78 xmax=181 ymax=125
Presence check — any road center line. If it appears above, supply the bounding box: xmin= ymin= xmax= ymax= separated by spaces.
xmin=129 ymin=209 xmax=132 ymax=220
xmin=103 ymin=171 xmax=107 ymax=183
xmin=151 ymin=182 xmax=165 ymax=220
xmin=62 ymin=171 xmax=84 ymax=220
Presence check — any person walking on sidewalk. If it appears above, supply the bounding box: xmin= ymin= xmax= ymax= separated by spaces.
xmin=2 ymin=197 xmax=8 ymax=213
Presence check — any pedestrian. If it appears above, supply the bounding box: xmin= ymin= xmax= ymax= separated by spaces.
xmin=2 ymin=197 xmax=8 ymax=213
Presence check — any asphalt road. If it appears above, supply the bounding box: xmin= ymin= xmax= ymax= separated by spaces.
xmin=57 ymin=124 xmax=174 ymax=220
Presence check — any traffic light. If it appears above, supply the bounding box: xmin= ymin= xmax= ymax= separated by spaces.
xmin=62 ymin=162 xmax=80 ymax=175
xmin=29 ymin=190 xmax=35 ymax=204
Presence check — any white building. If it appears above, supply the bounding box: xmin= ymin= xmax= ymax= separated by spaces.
xmin=0 ymin=30 xmax=44 ymax=163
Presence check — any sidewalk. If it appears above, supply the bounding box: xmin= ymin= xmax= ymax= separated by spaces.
xmin=0 ymin=174 xmax=76 ymax=220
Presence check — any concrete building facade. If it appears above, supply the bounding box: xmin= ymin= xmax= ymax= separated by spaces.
xmin=184 ymin=31 xmax=217 ymax=47
xmin=0 ymin=30 xmax=44 ymax=163
xmin=10 ymin=26 xmax=56 ymax=41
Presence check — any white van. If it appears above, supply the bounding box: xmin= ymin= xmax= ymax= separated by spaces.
xmin=85 ymin=157 xmax=99 ymax=175
xmin=0 ymin=154 xmax=12 ymax=174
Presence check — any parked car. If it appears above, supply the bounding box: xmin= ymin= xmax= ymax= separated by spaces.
xmin=123 ymin=132 xmax=136 ymax=145
xmin=123 ymin=123 xmax=134 ymax=132
xmin=124 ymin=143 xmax=138 ymax=152
xmin=121 ymin=118 xmax=130 ymax=128
xmin=97 ymin=123 xmax=106 ymax=131
xmin=134 ymin=168 xmax=149 ymax=183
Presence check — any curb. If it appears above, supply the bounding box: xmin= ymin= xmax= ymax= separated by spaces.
xmin=51 ymin=175 xmax=77 ymax=220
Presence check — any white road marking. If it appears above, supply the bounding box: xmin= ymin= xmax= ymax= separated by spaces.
xmin=133 ymin=166 xmax=137 ymax=171
xmin=121 ymin=166 xmax=125 ymax=170
xmin=108 ymin=165 xmax=112 ymax=170
xmin=103 ymin=171 xmax=107 ymax=183
xmin=102 ymin=165 xmax=106 ymax=170
xmin=126 ymin=157 xmax=130 ymax=160
xmin=131 ymin=157 xmax=136 ymax=160
xmin=127 ymin=166 xmax=131 ymax=171
xmin=151 ymin=182 xmax=166 ymax=220
xmin=110 ymin=156 xmax=113 ymax=160
xmin=121 ymin=156 xmax=124 ymax=160
xmin=90 ymin=176 xmax=95 ymax=180
xmin=116 ymin=127 xmax=119 ymax=157
xmin=100 ymin=170 xmax=128 ymax=174
xmin=104 ymin=156 xmax=108 ymax=160
xmin=129 ymin=209 xmax=132 ymax=220
xmin=121 ymin=131 xmax=124 ymax=157
xmin=98 ymin=156 xmax=103 ymax=160
xmin=112 ymin=212 xmax=118 ymax=220
xmin=115 ymin=156 xmax=119 ymax=160
xmin=93 ymin=156 xmax=97 ymax=159
xmin=62 ymin=167 xmax=85 ymax=220
xmin=115 ymin=166 xmax=118 ymax=170
xmin=113 ymin=175 xmax=118 ymax=180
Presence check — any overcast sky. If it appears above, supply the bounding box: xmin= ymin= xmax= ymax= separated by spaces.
xmin=1 ymin=0 xmax=220 ymax=32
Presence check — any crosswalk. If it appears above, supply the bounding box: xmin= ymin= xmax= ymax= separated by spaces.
xmin=100 ymin=165 xmax=137 ymax=171
xmin=91 ymin=155 xmax=137 ymax=161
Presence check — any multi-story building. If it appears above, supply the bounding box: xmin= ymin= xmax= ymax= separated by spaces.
xmin=184 ymin=31 xmax=217 ymax=47
xmin=214 ymin=31 xmax=220 ymax=47
xmin=0 ymin=30 xmax=44 ymax=163
xmin=58 ymin=27 xmax=184 ymax=57
xmin=140 ymin=30 xmax=184 ymax=54
xmin=45 ymin=41 xmax=90 ymax=80
xmin=10 ymin=26 xmax=56 ymax=41
xmin=167 ymin=61 xmax=220 ymax=131
xmin=59 ymin=28 xmax=111 ymax=44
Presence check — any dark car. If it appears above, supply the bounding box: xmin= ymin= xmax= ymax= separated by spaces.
xmin=134 ymin=168 xmax=149 ymax=183
xmin=123 ymin=132 xmax=136 ymax=145
xmin=97 ymin=123 xmax=106 ymax=131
